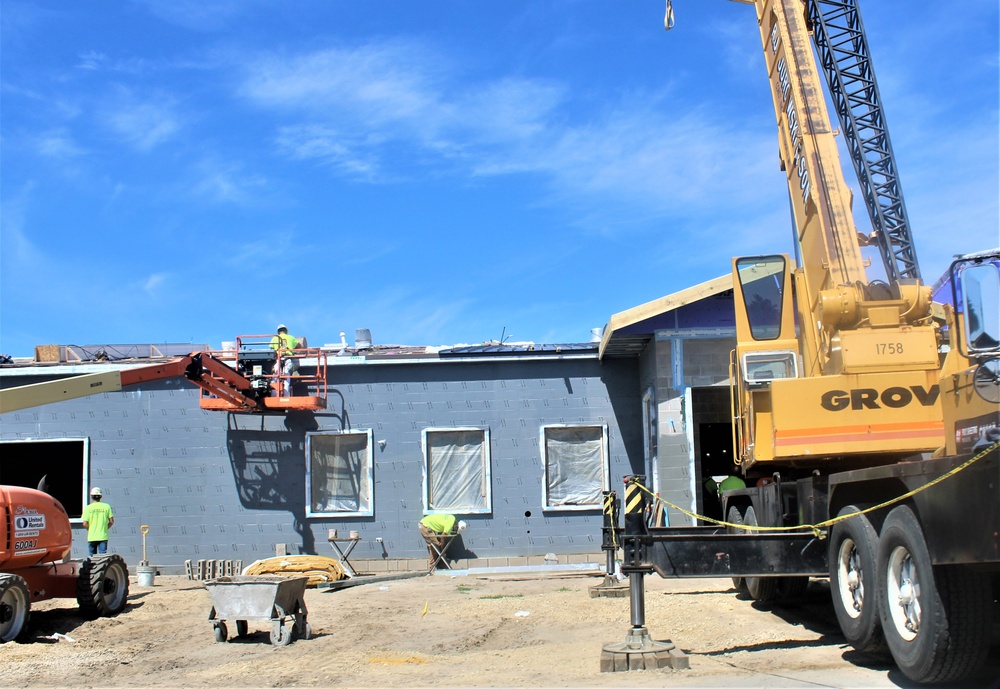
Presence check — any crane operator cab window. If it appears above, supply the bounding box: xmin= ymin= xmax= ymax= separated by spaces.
xmin=736 ymin=256 xmax=786 ymax=341
xmin=736 ymin=255 xmax=799 ymax=386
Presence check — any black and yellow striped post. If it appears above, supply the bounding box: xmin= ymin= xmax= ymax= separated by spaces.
xmin=621 ymin=475 xmax=649 ymax=574
xmin=601 ymin=475 xmax=688 ymax=672
xmin=600 ymin=491 xmax=619 ymax=551
xmin=590 ymin=490 xmax=628 ymax=598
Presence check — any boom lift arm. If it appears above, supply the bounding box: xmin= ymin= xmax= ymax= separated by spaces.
xmin=0 ymin=348 xmax=328 ymax=415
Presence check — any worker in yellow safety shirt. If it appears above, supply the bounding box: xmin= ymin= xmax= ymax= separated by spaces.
xmin=269 ymin=324 xmax=299 ymax=396
xmin=81 ymin=486 xmax=115 ymax=556
xmin=419 ymin=514 xmax=467 ymax=569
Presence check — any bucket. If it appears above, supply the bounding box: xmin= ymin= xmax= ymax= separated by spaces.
xmin=137 ymin=565 xmax=156 ymax=587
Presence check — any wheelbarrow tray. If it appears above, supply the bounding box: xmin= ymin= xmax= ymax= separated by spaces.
xmin=206 ymin=576 xmax=310 ymax=645
xmin=205 ymin=576 xmax=307 ymax=621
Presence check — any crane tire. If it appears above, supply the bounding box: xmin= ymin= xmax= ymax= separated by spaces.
xmin=0 ymin=574 xmax=31 ymax=643
xmin=829 ymin=506 xmax=887 ymax=655
xmin=726 ymin=505 xmax=748 ymax=593
xmin=77 ymin=554 xmax=130 ymax=619
xmin=743 ymin=506 xmax=778 ymax=602
xmin=877 ymin=505 xmax=992 ymax=684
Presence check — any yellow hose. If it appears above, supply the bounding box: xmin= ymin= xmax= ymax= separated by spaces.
xmin=242 ymin=555 xmax=346 ymax=586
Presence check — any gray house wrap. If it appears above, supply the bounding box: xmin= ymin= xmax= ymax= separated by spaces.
xmin=1 ymin=351 xmax=643 ymax=572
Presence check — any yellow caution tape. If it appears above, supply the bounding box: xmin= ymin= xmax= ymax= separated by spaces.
xmin=626 ymin=441 xmax=999 ymax=539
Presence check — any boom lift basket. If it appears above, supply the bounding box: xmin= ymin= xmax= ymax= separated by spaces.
xmin=198 ymin=335 xmax=328 ymax=412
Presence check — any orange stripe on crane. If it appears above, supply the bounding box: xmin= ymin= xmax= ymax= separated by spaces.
xmin=774 ymin=421 xmax=943 ymax=447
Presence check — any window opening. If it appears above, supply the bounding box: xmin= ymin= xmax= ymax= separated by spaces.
xmin=305 ymin=430 xmax=374 ymax=517
xmin=541 ymin=424 xmax=608 ymax=510
xmin=422 ymin=428 xmax=491 ymax=513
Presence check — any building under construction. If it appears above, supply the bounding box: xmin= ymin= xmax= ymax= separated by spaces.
xmin=3 ymin=277 xmax=749 ymax=572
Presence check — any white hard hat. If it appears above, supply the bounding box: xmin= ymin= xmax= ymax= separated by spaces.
xmin=277 ymin=324 xmax=288 ymax=332
xmin=90 ymin=487 xmax=103 ymax=497
xmin=456 ymin=520 xmax=468 ymax=534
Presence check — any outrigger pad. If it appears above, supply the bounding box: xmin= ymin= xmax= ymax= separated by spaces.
xmin=600 ymin=627 xmax=689 ymax=672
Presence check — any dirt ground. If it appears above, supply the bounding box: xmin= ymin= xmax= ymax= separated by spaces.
xmin=4 ymin=570 xmax=999 ymax=689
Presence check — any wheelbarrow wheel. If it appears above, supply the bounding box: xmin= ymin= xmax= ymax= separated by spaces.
xmin=213 ymin=622 xmax=228 ymax=643
xmin=295 ymin=619 xmax=311 ymax=640
xmin=270 ymin=621 xmax=292 ymax=646
xmin=235 ymin=620 xmax=248 ymax=638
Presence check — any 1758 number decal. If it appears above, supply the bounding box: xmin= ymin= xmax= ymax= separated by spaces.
xmin=875 ymin=342 xmax=904 ymax=355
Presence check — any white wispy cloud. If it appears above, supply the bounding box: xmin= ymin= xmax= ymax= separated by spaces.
xmin=239 ymin=39 xmax=779 ymax=236
xmin=75 ymin=51 xmax=108 ymax=70
xmin=0 ymin=182 xmax=42 ymax=266
xmin=191 ymin=158 xmax=271 ymax=205
xmin=35 ymin=128 xmax=86 ymax=159
xmin=142 ymin=272 xmax=168 ymax=293
xmin=133 ymin=0 xmax=256 ymax=32
xmin=273 ymin=124 xmax=382 ymax=180
xmin=103 ymin=88 xmax=181 ymax=151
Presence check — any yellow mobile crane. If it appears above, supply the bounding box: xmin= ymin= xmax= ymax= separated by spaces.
xmin=608 ymin=0 xmax=999 ymax=683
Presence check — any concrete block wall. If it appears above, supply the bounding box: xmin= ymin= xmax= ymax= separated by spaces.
xmin=683 ymin=337 xmax=734 ymax=387
xmin=1 ymin=356 xmax=642 ymax=572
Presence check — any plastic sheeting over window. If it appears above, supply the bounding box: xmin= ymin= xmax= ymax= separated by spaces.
xmin=423 ymin=428 xmax=491 ymax=513
xmin=543 ymin=425 xmax=607 ymax=508
xmin=306 ymin=430 xmax=373 ymax=516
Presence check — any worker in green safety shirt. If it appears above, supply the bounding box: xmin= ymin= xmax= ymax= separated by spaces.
xmin=269 ymin=324 xmax=300 ymax=396
xmin=81 ymin=486 xmax=115 ymax=556
xmin=419 ymin=514 xmax=467 ymax=569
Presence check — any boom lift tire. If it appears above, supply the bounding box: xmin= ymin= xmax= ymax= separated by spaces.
xmin=829 ymin=506 xmax=886 ymax=655
xmin=877 ymin=505 xmax=993 ymax=683
xmin=77 ymin=554 xmax=130 ymax=619
xmin=743 ymin=506 xmax=779 ymax=602
xmin=0 ymin=574 xmax=31 ymax=643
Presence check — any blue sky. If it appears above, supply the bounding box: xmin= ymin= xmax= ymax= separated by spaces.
xmin=2 ymin=1 xmax=997 ymax=356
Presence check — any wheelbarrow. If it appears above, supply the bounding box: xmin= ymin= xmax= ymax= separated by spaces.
xmin=205 ymin=575 xmax=311 ymax=646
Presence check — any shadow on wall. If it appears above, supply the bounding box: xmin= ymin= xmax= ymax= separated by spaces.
xmin=225 ymin=410 xmax=321 ymax=555
xmin=600 ymin=360 xmax=645 ymax=477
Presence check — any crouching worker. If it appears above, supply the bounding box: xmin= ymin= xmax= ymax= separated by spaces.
xmin=419 ymin=514 xmax=467 ymax=570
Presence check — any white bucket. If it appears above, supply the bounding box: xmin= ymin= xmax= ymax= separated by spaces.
xmin=137 ymin=565 xmax=156 ymax=587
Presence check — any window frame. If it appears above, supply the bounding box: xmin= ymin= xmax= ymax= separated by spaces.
xmin=540 ymin=423 xmax=609 ymax=512
xmin=304 ymin=429 xmax=375 ymax=518
xmin=421 ymin=427 xmax=492 ymax=515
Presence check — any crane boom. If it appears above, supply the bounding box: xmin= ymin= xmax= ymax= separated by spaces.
xmin=807 ymin=0 xmax=920 ymax=282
